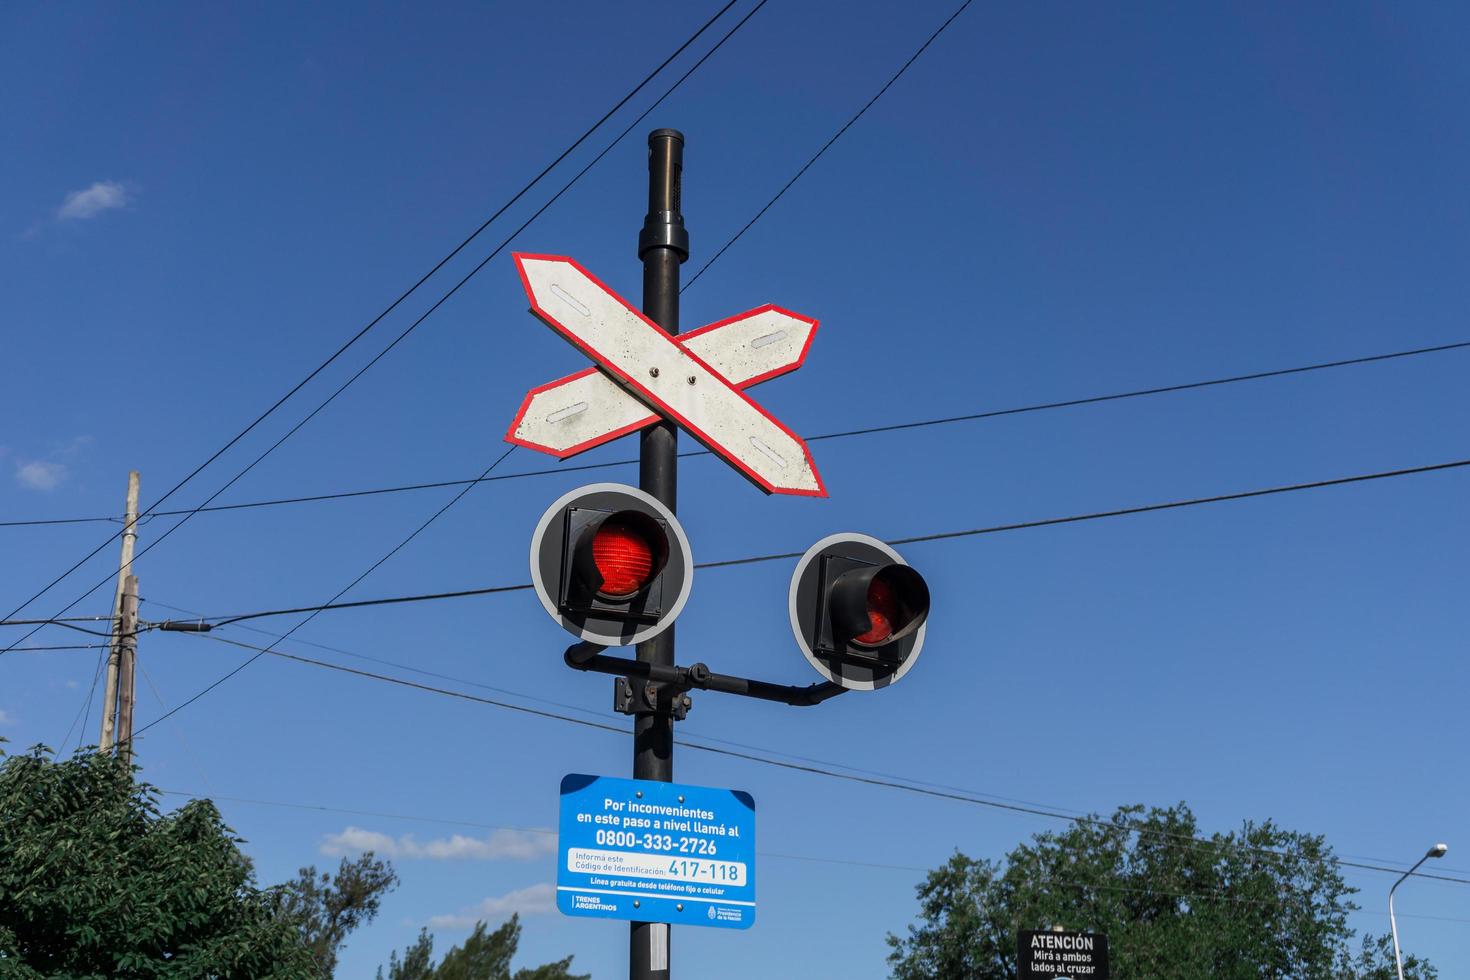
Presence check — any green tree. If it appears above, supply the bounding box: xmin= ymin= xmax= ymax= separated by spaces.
xmin=270 ymin=853 xmax=399 ymax=975
xmin=377 ymin=916 xmax=586 ymax=980
xmin=0 ymin=746 xmax=318 ymax=979
xmin=887 ymin=803 xmax=1436 ymax=980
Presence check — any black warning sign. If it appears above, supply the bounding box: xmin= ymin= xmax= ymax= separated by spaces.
xmin=1017 ymin=929 xmax=1109 ymax=980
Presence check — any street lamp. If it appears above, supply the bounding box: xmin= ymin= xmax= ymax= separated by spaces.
xmin=1389 ymin=842 xmax=1447 ymax=980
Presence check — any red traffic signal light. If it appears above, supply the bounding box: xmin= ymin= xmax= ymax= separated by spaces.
xmin=827 ymin=562 xmax=930 ymax=652
xmin=788 ymin=533 xmax=930 ymax=690
xmin=590 ymin=516 xmax=660 ymax=598
xmin=530 ymin=483 xmax=693 ymax=646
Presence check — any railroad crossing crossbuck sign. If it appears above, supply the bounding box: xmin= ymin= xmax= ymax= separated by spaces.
xmin=506 ymin=254 xmax=826 ymax=497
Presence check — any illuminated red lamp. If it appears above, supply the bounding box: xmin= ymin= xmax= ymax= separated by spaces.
xmin=592 ymin=517 xmax=658 ymax=598
xmin=852 ymin=576 xmax=900 ymax=646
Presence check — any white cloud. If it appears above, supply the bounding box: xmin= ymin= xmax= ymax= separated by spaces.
xmin=427 ymin=884 xmax=555 ymax=930
xmin=65 ymin=680 xmax=80 ymax=690
xmin=0 ymin=710 xmax=16 ymax=725
xmin=320 ymin=825 xmax=556 ymax=862
xmin=12 ymin=437 xmax=91 ymax=491
xmin=15 ymin=460 xmax=66 ymax=491
xmin=57 ymin=181 xmax=131 ymax=221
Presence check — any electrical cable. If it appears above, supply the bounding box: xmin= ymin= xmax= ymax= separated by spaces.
xmin=140 ymin=597 xmax=1087 ymax=813
xmin=0 ymin=615 xmax=114 ymax=625
xmin=9 ymin=0 xmax=778 ymax=668
xmin=699 ymin=457 xmax=1470 ymax=570
xmin=1019 ymin=875 xmax=1470 ymax=923
xmin=150 ymin=789 xmax=944 ymax=876
xmin=24 ymin=10 xmax=1462 ymax=909
xmin=146 ymin=633 xmax=1429 ymax=888
xmin=137 ymin=453 xmax=1470 ymax=628
xmin=145 ymin=787 xmax=1470 ymax=921
xmin=682 ymin=0 xmax=974 ymax=291
xmin=5 ymin=337 xmax=1463 ymax=530
xmin=0 ymin=514 xmax=119 ymax=528
xmin=137 ymin=659 xmax=216 ymax=794
xmin=158 ymin=787 xmax=1470 ymax=916
xmin=143 ymin=598 xmax=613 ymax=722
xmin=0 ymin=620 xmax=117 ymax=638
xmin=198 ymin=583 xmax=534 ymax=628
xmin=801 ymin=339 xmax=1470 ymax=445
xmin=124 ymin=447 xmax=517 ymax=745
xmin=8 ymin=643 xmax=110 ymax=653
xmin=58 ymin=645 xmax=109 ymax=752
xmin=164 ymin=630 xmax=1470 ymax=887
xmin=0 ymin=0 xmax=754 ymax=645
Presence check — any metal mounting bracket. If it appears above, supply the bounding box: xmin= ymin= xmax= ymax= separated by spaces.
xmin=566 ymin=641 xmax=846 ymax=710
xmin=613 ymin=676 xmax=692 ymax=720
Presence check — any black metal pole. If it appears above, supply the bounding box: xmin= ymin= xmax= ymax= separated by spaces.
xmin=631 ymin=127 xmax=687 ymax=980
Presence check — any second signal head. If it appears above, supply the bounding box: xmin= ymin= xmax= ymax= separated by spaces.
xmin=788 ymin=532 xmax=931 ymax=691
xmin=529 ymin=482 xmax=693 ymax=647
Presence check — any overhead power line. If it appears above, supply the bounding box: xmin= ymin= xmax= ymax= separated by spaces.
xmin=150 ymin=786 xmax=1470 ymax=920
xmin=154 ymin=630 xmax=1470 ymax=889
xmin=58 ymin=642 xmax=111 ymax=758
xmin=683 ymin=0 xmax=975 ymax=290
xmin=4 ymin=337 xmax=1464 ymax=531
xmin=0 ymin=621 xmax=117 ymax=638
xmin=802 ymin=339 xmax=1470 ymax=445
xmin=700 ymin=457 xmax=1470 ymax=569
xmin=58 ymin=646 xmax=109 ymax=753
xmin=146 ymin=599 xmax=1081 ymax=811
xmin=143 ymin=598 xmax=608 ymax=721
xmin=0 ymin=615 xmax=113 ymax=624
xmin=125 ymin=447 xmax=517 ymax=744
xmin=150 ymin=789 xmax=941 ymax=877
xmin=107 ymin=2 xmax=790 ymax=747
xmin=0 ymin=515 xmax=125 ymax=528
xmin=7 ymin=643 xmax=109 ymax=652
xmin=0 ymin=0 xmax=758 ymax=646
xmin=127 ymin=454 xmax=1470 ymax=630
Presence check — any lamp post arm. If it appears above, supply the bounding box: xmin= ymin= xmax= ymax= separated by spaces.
xmin=1389 ymin=854 xmax=1430 ymax=980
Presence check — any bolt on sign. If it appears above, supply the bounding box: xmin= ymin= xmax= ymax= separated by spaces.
xmin=1017 ymin=929 xmax=1110 ymax=980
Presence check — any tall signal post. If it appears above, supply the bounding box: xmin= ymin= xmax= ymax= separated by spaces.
xmin=632 ymin=128 xmax=687 ymax=980
xmin=517 ymin=131 xmax=930 ymax=979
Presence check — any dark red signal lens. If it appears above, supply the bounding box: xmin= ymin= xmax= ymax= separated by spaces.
xmin=852 ymin=576 xmax=900 ymax=647
xmin=592 ymin=518 xmax=657 ymax=598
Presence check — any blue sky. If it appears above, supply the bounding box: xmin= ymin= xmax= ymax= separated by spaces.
xmin=3 ymin=1 xmax=1469 ymax=976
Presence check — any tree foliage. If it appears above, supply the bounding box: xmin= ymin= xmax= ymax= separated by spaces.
xmin=887 ymin=803 xmax=1436 ymax=980
xmin=270 ymin=853 xmax=398 ymax=975
xmin=0 ymin=746 xmax=318 ymax=978
xmin=377 ymin=916 xmax=587 ymax=980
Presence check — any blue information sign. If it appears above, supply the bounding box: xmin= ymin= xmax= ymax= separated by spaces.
xmin=557 ymin=774 xmax=756 ymax=929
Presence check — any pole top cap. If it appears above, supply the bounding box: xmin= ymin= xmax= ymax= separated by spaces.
xmin=648 ymin=128 xmax=685 ymax=146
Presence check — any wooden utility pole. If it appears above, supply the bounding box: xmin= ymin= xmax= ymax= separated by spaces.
xmin=114 ymin=574 xmax=139 ymax=764
xmin=99 ymin=471 xmax=140 ymax=753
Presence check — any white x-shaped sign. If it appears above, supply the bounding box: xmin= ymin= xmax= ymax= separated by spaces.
xmin=506 ymin=254 xmax=825 ymax=497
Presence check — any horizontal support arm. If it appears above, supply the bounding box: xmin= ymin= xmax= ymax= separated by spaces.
xmin=564 ymin=642 xmax=846 ymax=707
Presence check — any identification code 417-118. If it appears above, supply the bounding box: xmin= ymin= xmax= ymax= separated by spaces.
xmin=566 ymin=847 xmax=748 ymax=886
